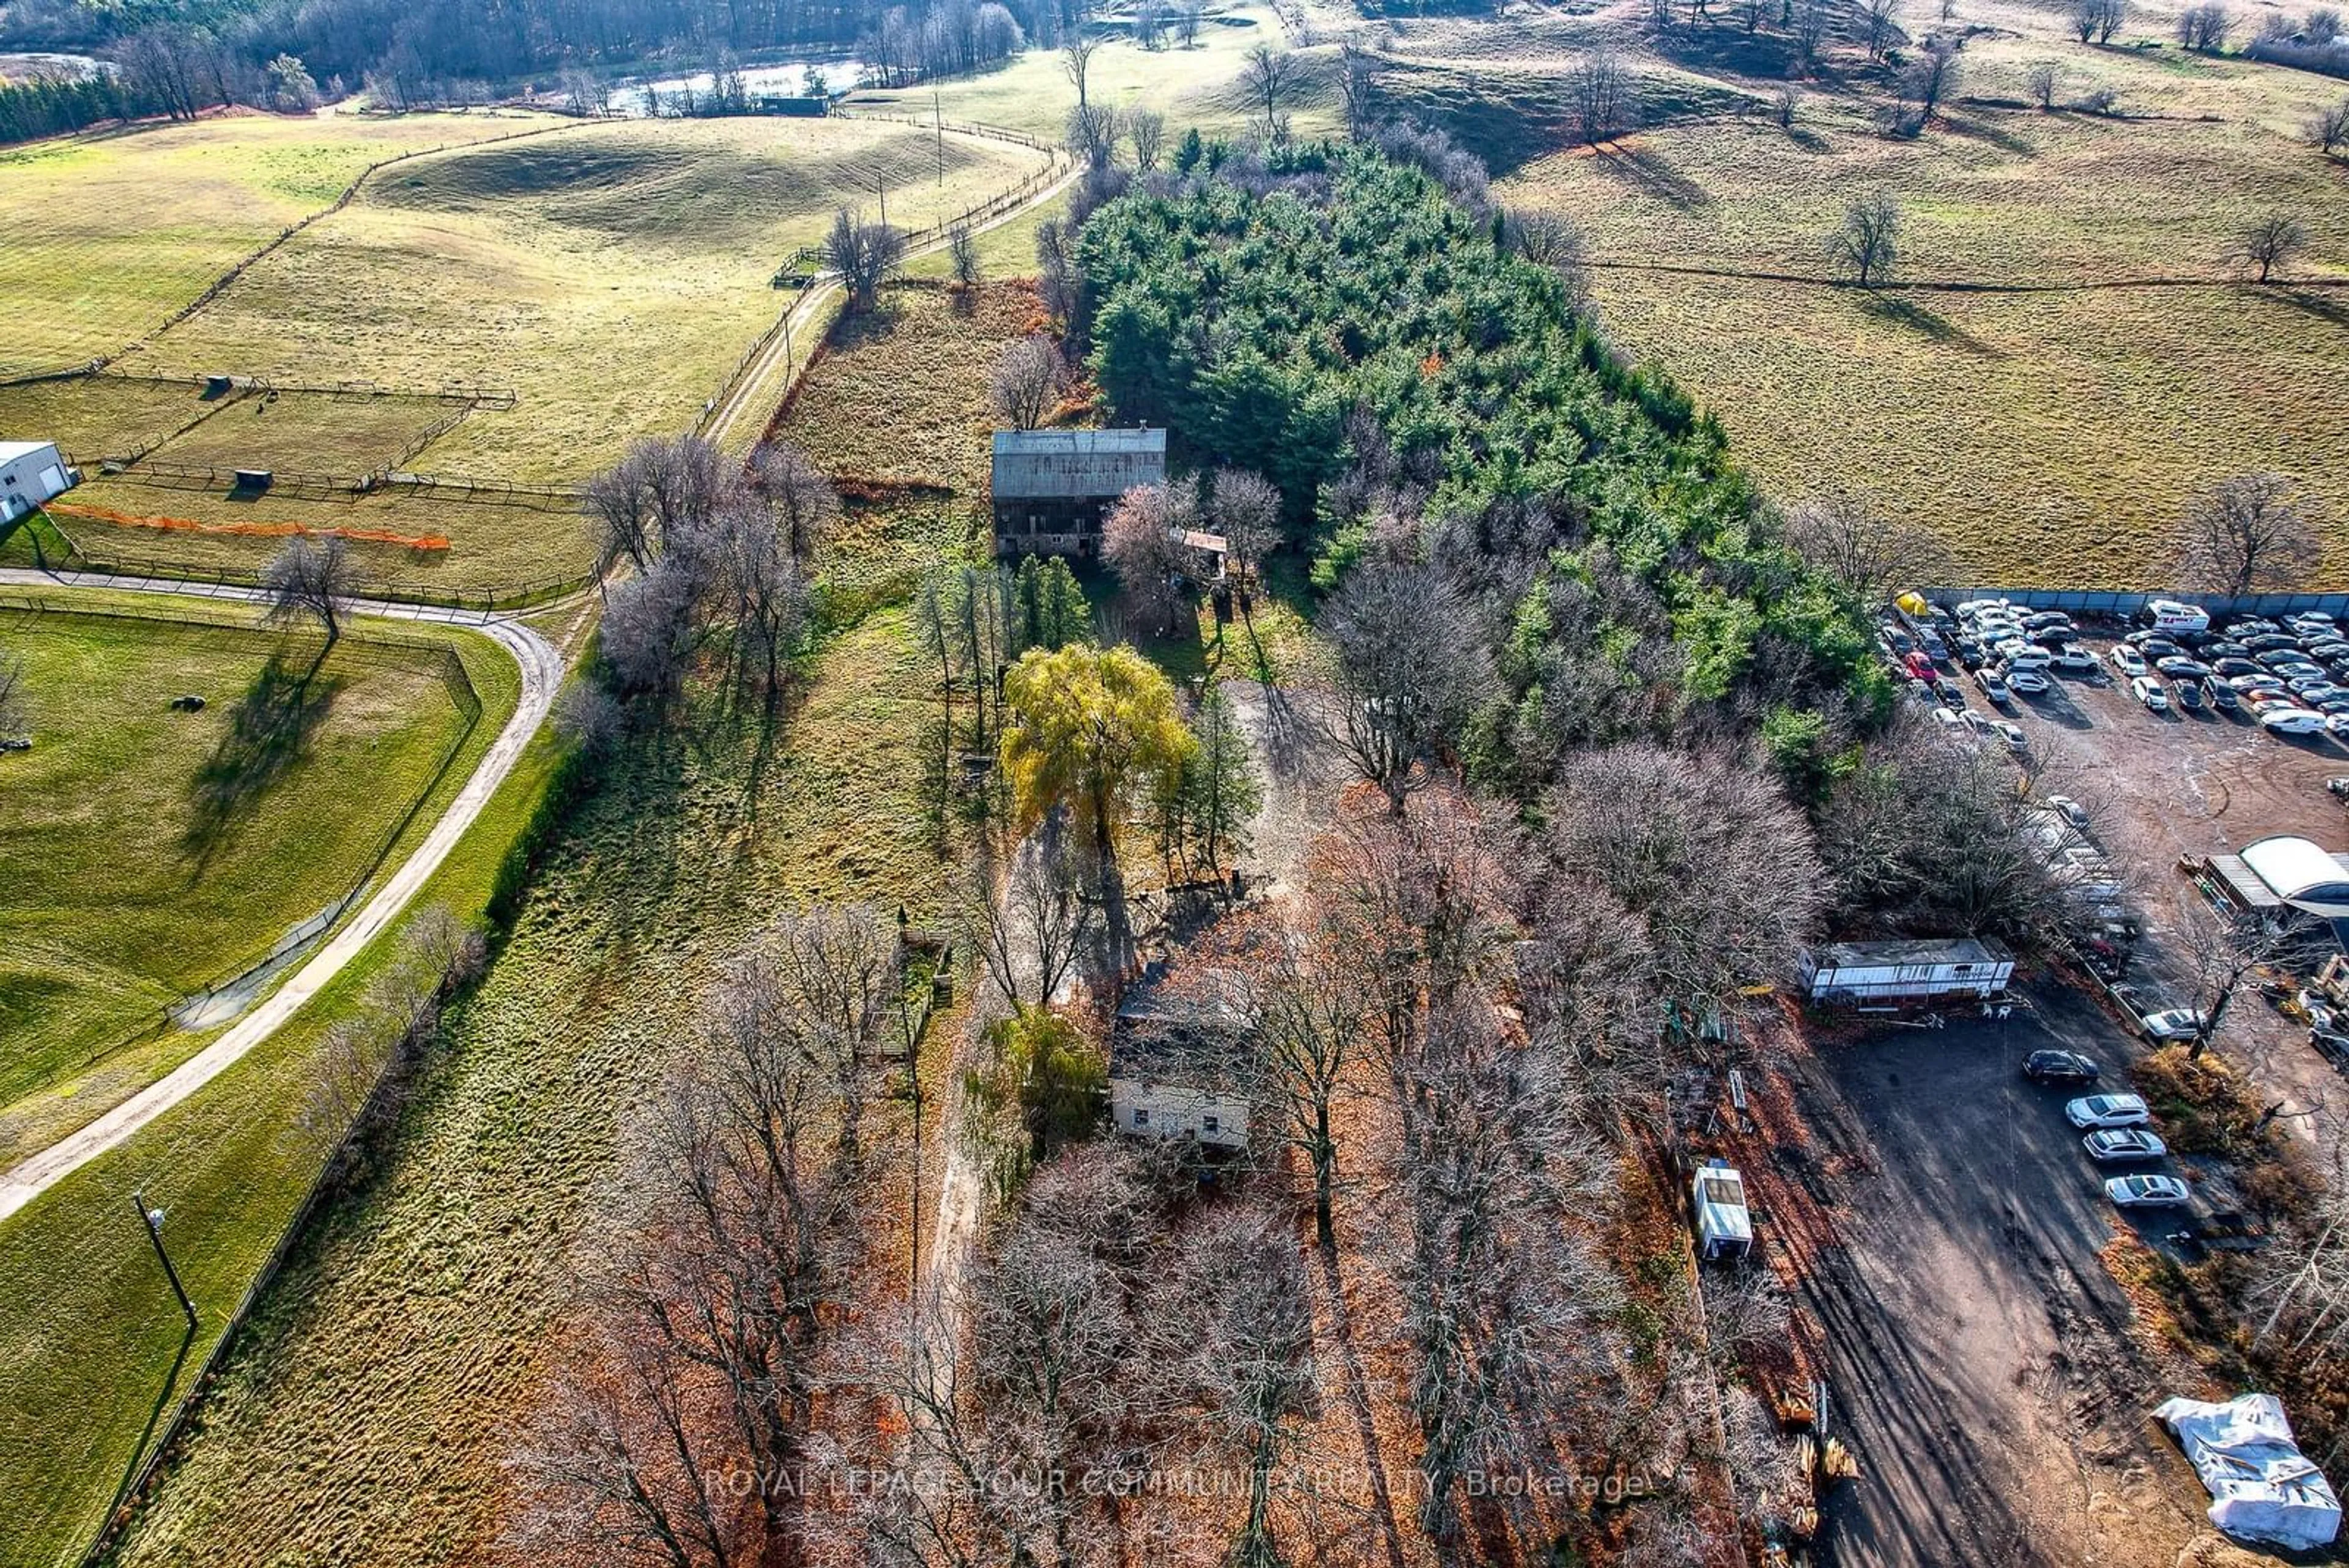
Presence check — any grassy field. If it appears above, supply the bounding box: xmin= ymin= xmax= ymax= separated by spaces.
xmin=777 ymin=278 xmax=1047 ymax=489
xmin=6 ymin=113 xmax=1052 ymax=592
xmin=0 ymin=604 xmax=484 ymax=1165
xmin=1454 ymin=0 xmax=2349 ymax=585
xmin=113 ymin=117 xmax=1050 ymax=485
xmin=62 ymin=270 xmax=994 ymax=1568
xmin=0 ymin=592 xmax=530 ymax=1568
xmin=851 ymin=1 xmax=1336 ymax=144
xmin=0 ymin=110 xmax=565 ymax=376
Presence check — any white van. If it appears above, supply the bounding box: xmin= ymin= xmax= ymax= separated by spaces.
xmin=2142 ymin=598 xmax=2212 ymax=634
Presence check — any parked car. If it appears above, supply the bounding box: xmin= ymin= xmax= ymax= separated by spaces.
xmin=2231 ymin=672 xmax=2290 ymax=693
xmin=2049 ymin=644 xmax=2100 ymax=674
xmin=1992 ymin=719 xmax=2028 ymax=752
xmin=2257 ymin=650 xmax=2320 ymax=671
xmin=1976 ymin=667 xmax=2013 ymax=705
xmin=2326 ymin=714 xmax=2349 ymax=740
xmin=2213 ymin=657 xmax=2262 ymax=678
xmin=2244 ymin=633 xmax=2301 ymax=653
xmin=2003 ymin=665 xmax=2050 ymax=695
xmin=2084 ymin=1129 xmax=2169 ymax=1162
xmin=2131 ymin=675 xmax=2169 ymax=712
xmin=2067 ymin=1093 xmax=2153 ymax=1129
xmin=2262 ymin=708 xmax=2328 ymax=736
xmin=2106 ymin=1173 xmax=2193 ymax=1208
xmin=2024 ymin=1049 xmax=2101 ymax=1085
xmin=2205 ymin=640 xmax=2252 ymax=660
xmin=2044 ymin=794 xmax=2091 ymax=828
xmin=2176 ymin=680 xmax=2206 ymax=711
xmin=2141 ymin=1008 xmax=2209 ymax=1042
xmin=2156 ymin=656 xmax=2214 ymax=680
xmin=2209 ymin=682 xmax=2241 ymax=712
xmin=2112 ymin=645 xmax=2149 ymax=677
xmin=1932 ymin=706 xmax=1969 ymax=741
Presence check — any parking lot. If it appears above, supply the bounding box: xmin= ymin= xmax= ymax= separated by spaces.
xmin=1792 ymin=986 xmax=2210 ymax=1567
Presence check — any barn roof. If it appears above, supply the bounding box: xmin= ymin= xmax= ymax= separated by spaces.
xmin=0 ymin=441 xmax=59 ymax=464
xmin=990 ymin=428 xmax=1166 ymax=499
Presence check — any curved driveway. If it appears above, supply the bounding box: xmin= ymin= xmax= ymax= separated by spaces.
xmin=0 ymin=567 xmax=565 ymax=1225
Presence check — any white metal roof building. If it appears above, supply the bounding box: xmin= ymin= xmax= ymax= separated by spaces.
xmin=2208 ymin=836 xmax=2349 ymax=920
xmin=0 ymin=441 xmax=75 ymax=522
xmin=1692 ymin=1159 xmax=1753 ymax=1260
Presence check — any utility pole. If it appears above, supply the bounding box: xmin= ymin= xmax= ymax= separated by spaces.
xmin=133 ymin=1190 xmax=197 ymax=1330
xmin=935 ymin=89 xmax=946 ymax=187
xmin=877 ymin=173 xmax=888 ymax=231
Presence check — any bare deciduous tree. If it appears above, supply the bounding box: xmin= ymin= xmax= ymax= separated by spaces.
xmin=1102 ymin=479 xmax=1200 ymax=634
xmin=823 ymin=206 xmax=905 ymax=311
xmin=2072 ymin=0 xmax=2124 ymax=40
xmin=1546 ymin=745 xmax=1824 ymax=1028
xmin=2237 ymin=211 xmax=2308 ymax=282
xmin=261 ymin=533 xmax=355 ymax=666
xmin=1338 ymin=37 xmax=1378 ymax=139
xmin=1902 ymin=39 xmax=1960 ymax=121
xmin=2178 ymin=472 xmax=2320 ymax=596
xmin=974 ymin=813 xmax=1095 ymax=1008
xmin=1319 ymin=560 xmax=1499 ymax=812
xmin=947 ymin=222 xmax=981 ymax=288
xmin=2309 ymin=97 xmax=2349 ymax=155
xmin=1784 ymin=491 xmax=1951 ymax=606
xmin=1125 ymin=106 xmax=1165 ymax=169
xmin=585 ymin=433 xmax=738 ymax=576
xmin=1567 ymin=46 xmax=1635 ymax=144
xmin=1863 ymin=0 xmax=1902 ymax=58
xmin=1175 ymin=0 xmax=1204 ymax=45
xmin=744 ymin=436 xmax=838 ymax=562
xmin=2027 ymin=59 xmax=2062 ymax=108
xmin=1061 ymin=33 xmax=1099 ymax=109
xmin=1064 ymin=99 xmax=1118 ymax=167
xmin=1241 ymin=43 xmax=1294 ymax=142
xmin=1828 ymin=189 xmax=1901 ymax=286
xmin=2178 ymin=1 xmax=2233 ymax=48
xmin=1795 ymin=0 xmax=1833 ymax=59
xmin=989 ymin=334 xmax=1068 ymax=431
xmin=1209 ymin=467 xmax=1282 ymax=585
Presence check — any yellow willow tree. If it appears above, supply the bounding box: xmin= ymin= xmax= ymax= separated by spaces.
xmin=1000 ymin=644 xmax=1194 ymax=982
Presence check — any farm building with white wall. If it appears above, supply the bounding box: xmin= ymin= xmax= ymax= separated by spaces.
xmin=0 ymin=442 xmax=75 ymax=523
xmin=1798 ymin=937 xmax=2015 ymax=1006
xmin=1109 ymin=975 xmax=1250 ymax=1153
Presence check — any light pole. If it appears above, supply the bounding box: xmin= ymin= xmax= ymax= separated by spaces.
xmin=133 ymin=1190 xmax=197 ymax=1330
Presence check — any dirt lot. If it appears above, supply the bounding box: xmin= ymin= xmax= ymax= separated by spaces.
xmin=1772 ymin=625 xmax=2349 ymax=1565
xmin=1787 ymin=988 xmax=2213 ymax=1566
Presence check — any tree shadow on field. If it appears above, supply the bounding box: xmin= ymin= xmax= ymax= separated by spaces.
xmin=1940 ymin=109 xmax=2039 ymax=158
xmin=1587 ymin=143 xmax=1714 ymax=212
xmin=1856 ymin=291 xmax=2007 ymax=360
xmin=2273 ymin=288 xmax=2349 ymax=333
xmin=184 ymin=655 xmax=341 ymax=868
xmin=829 ymin=293 xmax=907 ymax=354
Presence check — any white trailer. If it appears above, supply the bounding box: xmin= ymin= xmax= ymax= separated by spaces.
xmin=1799 ymin=937 xmax=2015 ymax=1007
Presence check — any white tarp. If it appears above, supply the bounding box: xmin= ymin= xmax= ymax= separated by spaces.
xmin=2155 ymin=1394 xmax=2342 ymax=1551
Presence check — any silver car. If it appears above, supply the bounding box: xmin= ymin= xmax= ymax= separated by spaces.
xmin=2066 ymin=1093 xmax=2151 ymax=1129
xmin=2106 ymin=1173 xmax=2192 ymax=1208
xmin=2084 ymin=1129 xmax=2167 ymax=1162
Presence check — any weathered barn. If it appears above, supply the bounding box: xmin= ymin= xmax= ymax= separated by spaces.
xmin=990 ymin=427 xmax=1166 ymax=558
xmin=0 ymin=441 xmax=76 ymax=524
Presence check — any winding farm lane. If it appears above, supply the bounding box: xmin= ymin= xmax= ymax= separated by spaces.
xmin=0 ymin=566 xmax=565 ymax=1225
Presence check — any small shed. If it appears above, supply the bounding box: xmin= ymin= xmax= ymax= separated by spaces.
xmin=990 ymin=427 xmax=1167 ymax=558
xmin=1798 ymin=937 xmax=2014 ymax=1006
xmin=0 ymin=440 xmax=76 ymax=522
xmin=1109 ymin=973 xmax=1250 ymax=1153
xmin=1693 ymin=1159 xmax=1753 ymax=1261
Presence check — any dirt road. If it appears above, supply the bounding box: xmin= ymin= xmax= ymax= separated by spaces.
xmin=0 ymin=566 xmax=564 ymax=1225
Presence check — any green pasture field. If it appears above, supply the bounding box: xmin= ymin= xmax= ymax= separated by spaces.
xmin=113 ymin=117 xmax=1052 ymax=486
xmin=0 ymin=377 xmax=213 ymax=463
xmin=0 ymin=603 xmax=494 ymax=1165
xmin=141 ymin=387 xmax=470 ymax=477
xmin=0 ymin=110 xmax=566 ymax=376
xmin=0 ymin=590 xmax=532 ymax=1568
xmin=33 ymin=476 xmax=593 ymax=600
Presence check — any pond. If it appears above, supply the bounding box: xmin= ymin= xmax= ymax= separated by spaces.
xmin=610 ymin=56 xmax=873 ymax=116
